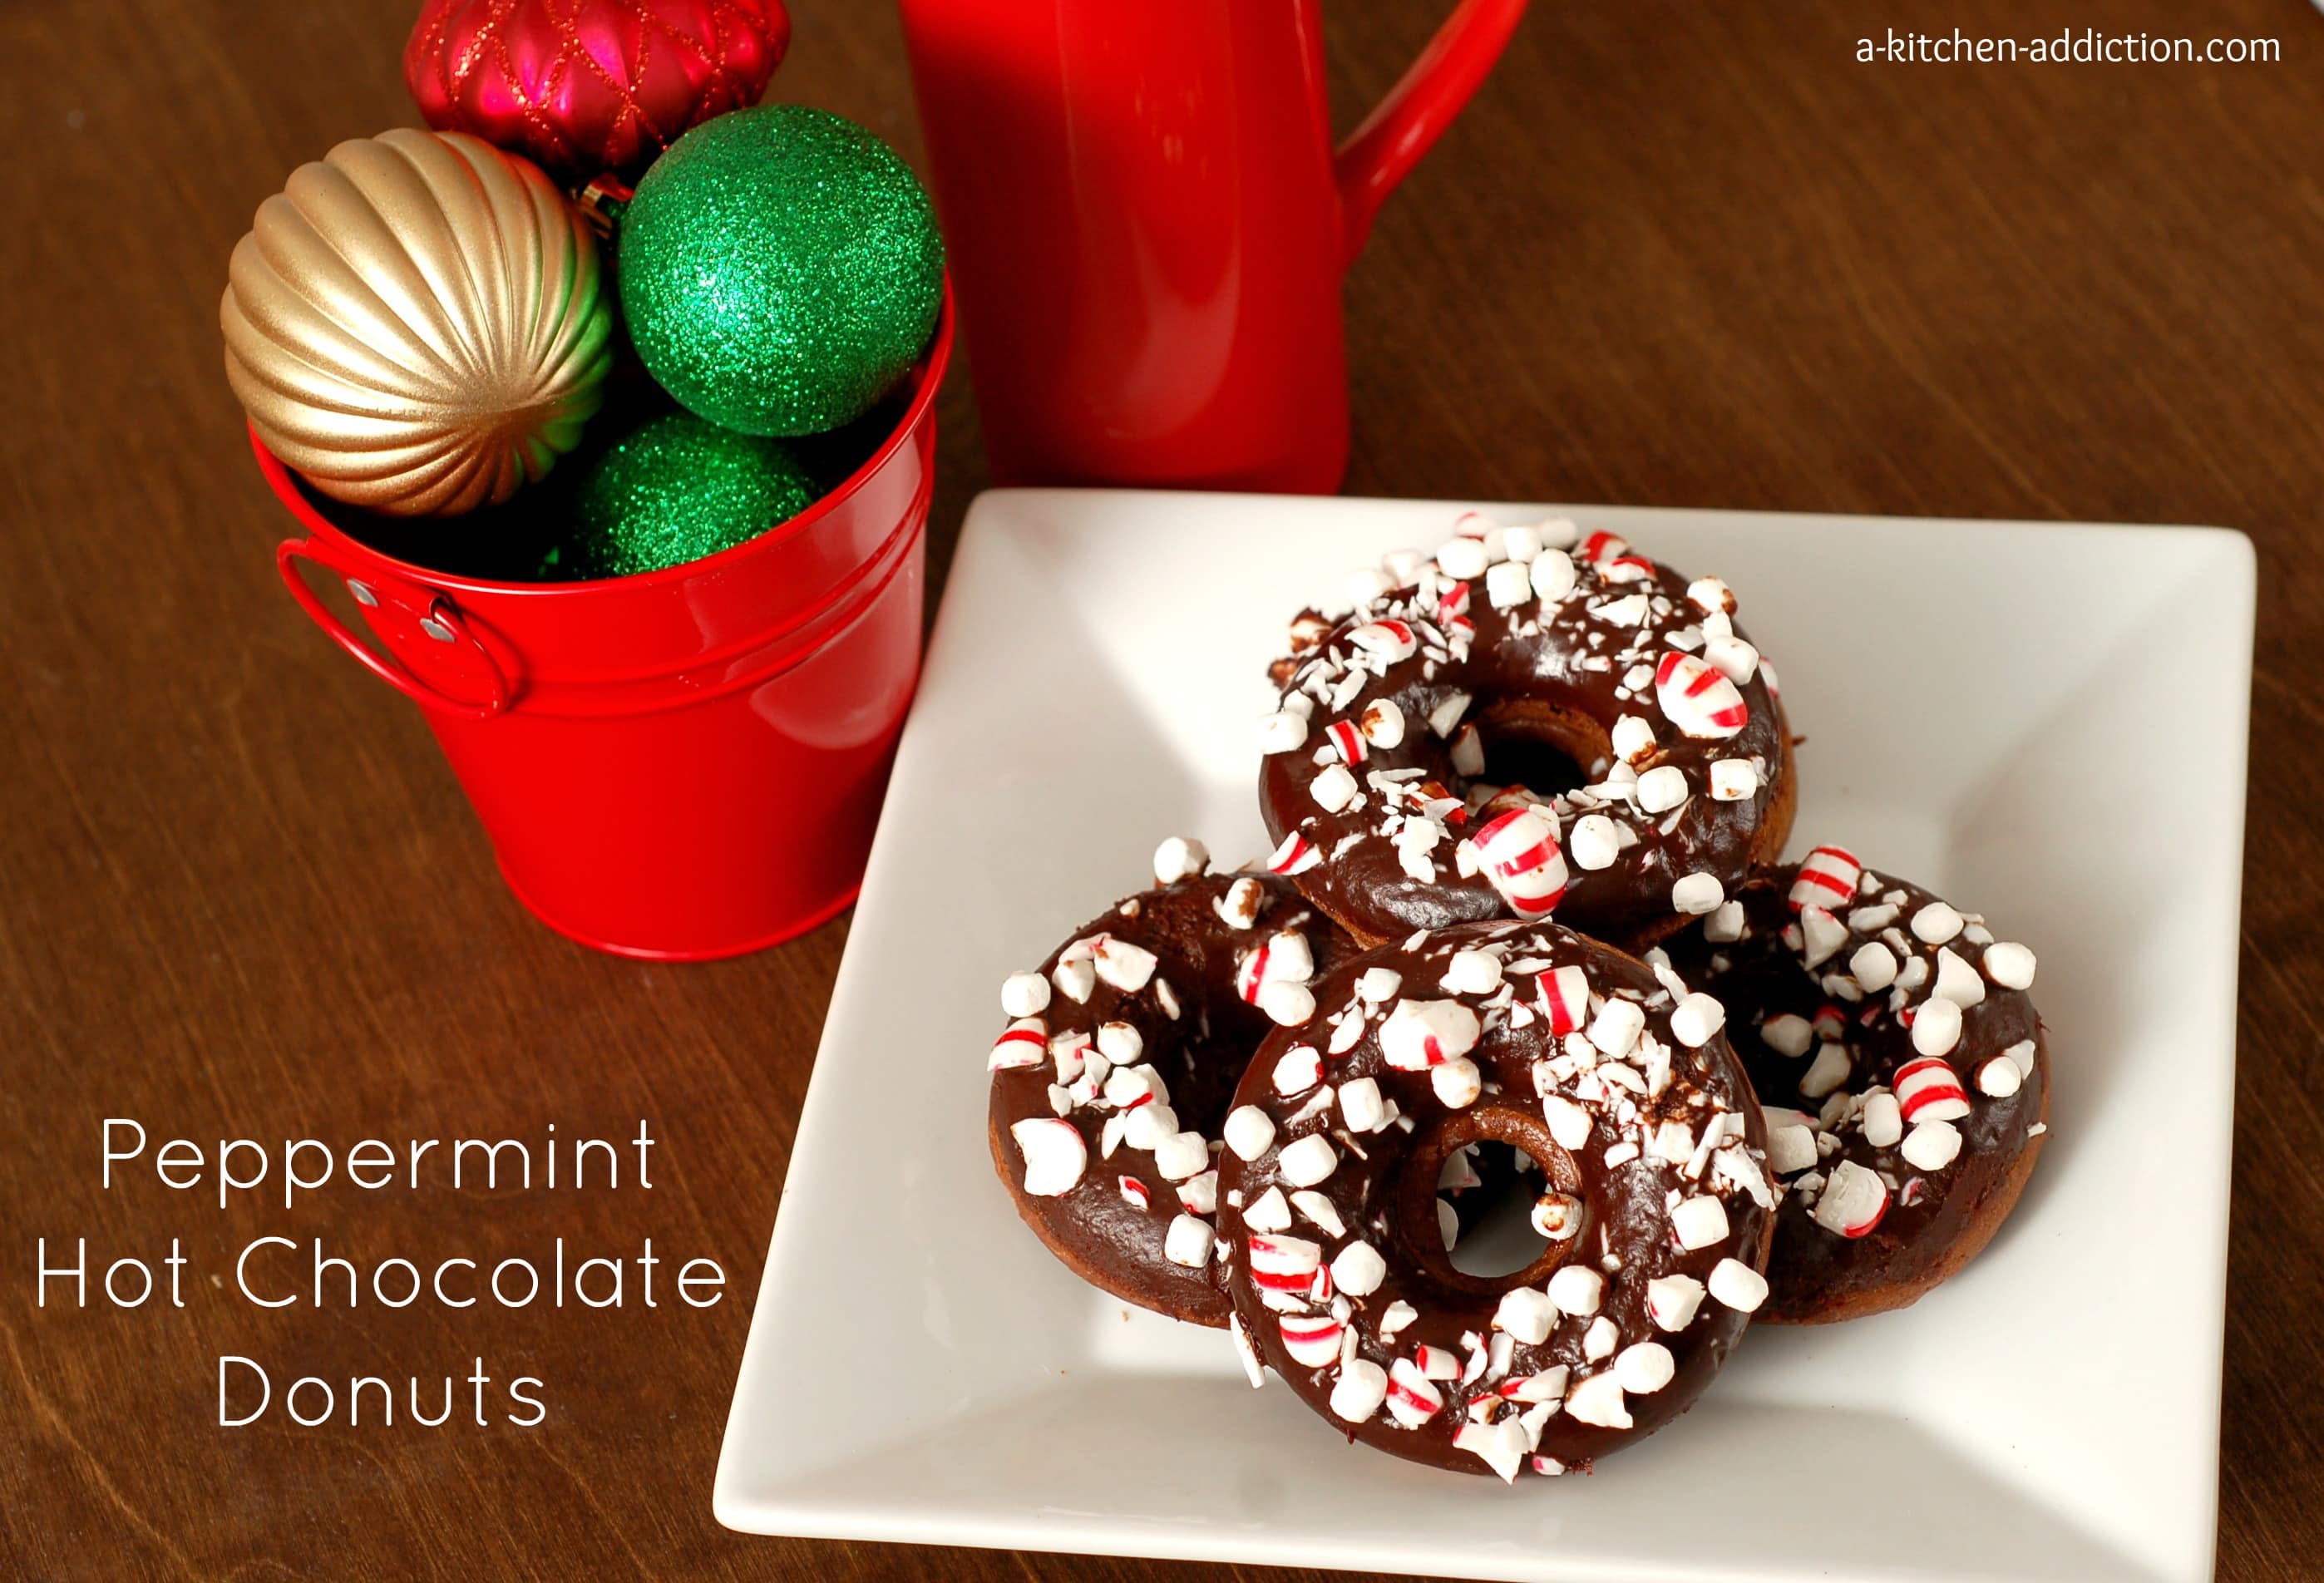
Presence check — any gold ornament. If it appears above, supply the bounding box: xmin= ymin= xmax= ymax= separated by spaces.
xmin=222 ymin=129 xmax=614 ymax=517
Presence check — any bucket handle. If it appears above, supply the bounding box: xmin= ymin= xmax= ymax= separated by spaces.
xmin=276 ymin=537 xmax=511 ymax=720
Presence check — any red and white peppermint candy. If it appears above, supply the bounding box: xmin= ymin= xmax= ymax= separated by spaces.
xmin=1279 ymin=1313 xmax=1345 ymax=1368
xmin=1601 ymin=554 xmax=1655 ymax=584
xmin=1118 ymin=1175 xmax=1150 ymax=1210
xmin=988 ymin=1018 xmax=1048 ymax=1071
xmin=1379 ymin=998 xmax=1483 ymax=1070
xmin=1810 ymin=1158 xmax=1890 ymax=1237
xmin=1788 ymin=846 xmax=1862 ymax=913
xmin=1893 ymin=1055 xmax=1972 ymax=1124
xmin=1576 ymin=529 xmax=1630 ymax=566
xmin=1325 ymin=718 xmax=1367 ymax=765
xmin=1347 ymin=619 xmax=1417 ymax=665
xmin=1385 ymin=1359 xmax=1445 ymax=1427
xmin=1534 ymin=965 xmax=1590 ymax=1036
xmin=1471 ymin=807 xmax=1569 ymax=916
xmin=1653 ymin=651 xmax=1749 ymax=738
xmin=1437 ymin=579 xmax=1473 ymax=622
xmin=1247 ymin=1232 xmax=1325 ymax=1292
xmin=1266 ymin=831 xmax=1320 ymax=875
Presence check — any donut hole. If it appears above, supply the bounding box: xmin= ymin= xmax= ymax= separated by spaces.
xmin=1395 ymin=1103 xmax=1587 ymax=1298
xmin=1472 ymin=699 xmax=1607 ymax=801
xmin=1439 ymin=1141 xmax=1553 ymax=1280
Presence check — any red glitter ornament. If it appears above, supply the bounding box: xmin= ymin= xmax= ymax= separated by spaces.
xmin=405 ymin=0 xmax=791 ymax=186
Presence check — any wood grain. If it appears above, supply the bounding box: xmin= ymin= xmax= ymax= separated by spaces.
xmin=2 ymin=0 xmax=2318 ymax=1578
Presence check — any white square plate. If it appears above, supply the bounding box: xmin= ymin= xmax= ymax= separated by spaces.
xmin=717 ymin=491 xmax=2252 ymax=1583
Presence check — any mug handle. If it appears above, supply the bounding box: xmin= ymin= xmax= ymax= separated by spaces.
xmin=1335 ymin=0 xmax=1531 ymax=262
xmin=276 ymin=538 xmax=511 ymax=720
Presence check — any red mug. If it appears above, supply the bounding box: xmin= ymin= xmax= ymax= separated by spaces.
xmin=899 ymin=0 xmax=1528 ymax=494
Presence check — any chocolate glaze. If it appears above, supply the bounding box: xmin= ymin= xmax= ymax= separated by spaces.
xmin=1258 ymin=540 xmax=1793 ymax=951
xmin=1665 ymin=864 xmax=2049 ymax=1324
xmin=1217 ymin=920 xmax=1776 ymax=1478
xmin=989 ymin=870 xmax=1349 ymax=1327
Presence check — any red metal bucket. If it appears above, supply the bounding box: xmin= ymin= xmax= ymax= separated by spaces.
xmin=259 ymin=296 xmax=954 ymax=960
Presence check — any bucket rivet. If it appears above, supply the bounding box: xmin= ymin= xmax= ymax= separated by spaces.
xmin=419 ymin=615 xmax=456 ymax=643
xmin=346 ymin=579 xmax=378 ymax=607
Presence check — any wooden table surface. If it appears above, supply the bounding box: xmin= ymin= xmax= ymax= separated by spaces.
xmin=4 ymin=0 xmax=2319 ymax=1578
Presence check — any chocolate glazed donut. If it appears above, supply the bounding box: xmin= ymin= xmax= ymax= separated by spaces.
xmin=1214 ymin=920 xmax=1778 ymax=1480
xmin=1256 ymin=518 xmax=1796 ymax=954
xmin=1665 ymin=849 xmax=2050 ymax=1324
xmin=989 ymin=840 xmax=1352 ymax=1327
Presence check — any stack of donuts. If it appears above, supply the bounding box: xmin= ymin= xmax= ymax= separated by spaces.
xmin=984 ymin=512 xmax=2049 ymax=1482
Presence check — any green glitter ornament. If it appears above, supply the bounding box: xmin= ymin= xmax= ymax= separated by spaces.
xmin=617 ymin=105 xmax=945 ymax=437
xmin=560 ymin=412 xmax=820 ymax=579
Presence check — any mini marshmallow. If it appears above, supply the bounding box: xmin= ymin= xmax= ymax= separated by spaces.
xmin=1339 ymin=1077 xmax=1386 ymax=1132
xmin=1052 ymin=955 xmax=1096 ymax=1004
xmin=1310 ymin=763 xmax=1360 ymax=813
xmin=1670 ymin=992 xmax=1727 ymax=1048
xmin=1547 ymin=1263 xmax=1604 ymax=1316
xmin=1708 ymin=758 xmax=1758 ymax=801
xmin=1910 ymin=996 xmax=1963 ymax=1057
xmin=1653 ymin=651 xmax=1749 ymax=737
xmin=1567 ymin=814 xmax=1621 ymax=871
xmin=1277 ymin=1133 xmax=1339 ymax=1187
xmin=1332 ymin=1240 xmax=1388 ymax=1298
xmin=1258 ymin=710 xmax=1310 ymax=755
xmin=1330 ymin=1358 xmax=1389 ymax=1423
xmin=1861 ymin=1091 xmax=1904 ymax=1147
xmin=1543 ymin=1095 xmax=1594 ymax=1151
xmin=1529 ymin=1191 xmax=1584 ymax=1243
xmin=1178 ymin=1171 xmax=1218 ymax=1216
xmin=1485 ymin=558 xmax=1533 ymax=610
xmin=1494 ymin=1287 xmax=1558 ymax=1345
xmin=1165 ymin=1215 xmax=1215 ymax=1268
xmin=1096 ymin=1021 xmax=1142 ymax=1064
xmin=1588 ymin=997 xmax=1646 ymax=1058
xmin=1672 ymin=873 xmax=1725 ymax=915
xmin=999 ymin=972 xmax=1051 ymax=1018
xmin=1761 ymin=1013 xmax=1814 ymax=1057
xmin=1901 ymin=1118 xmax=1963 ymax=1171
xmin=1933 ymin=947 xmax=1986 ymax=1008
xmin=1614 ymin=1342 xmax=1675 ymax=1394
xmin=1427 ymin=692 xmax=1473 ymax=738
xmin=1257 ymin=980 xmax=1317 ymax=1027
xmin=1985 ymin=941 xmax=2037 ymax=989
xmin=1707 ymin=1257 xmax=1769 ymax=1313
xmin=1152 ymin=836 xmax=1211 ymax=885
xmin=1529 ymin=549 xmax=1578 ymax=603
xmin=1912 ymin=901 xmax=1965 ymax=944
xmin=1849 ymin=941 xmax=1899 ymax=993
xmin=1637 ymin=765 xmax=1690 ymax=814
xmin=1705 ymin=900 xmax=1747 ymax=942
xmin=1443 ymin=949 xmax=1505 ymax=995
xmin=1765 ymin=1123 xmax=1818 ymax=1175
xmin=1224 ymin=1105 xmax=1276 ymax=1161
xmin=1685 ymin=575 xmax=1735 ymax=614
xmin=1123 ymin=1102 xmax=1179 ymax=1151
xmin=1647 ymin=1274 xmax=1707 ymax=1332
xmin=1380 ymin=998 xmax=1483 ymax=1070
xmin=1214 ymin=877 xmax=1266 ymax=930
xmin=1610 ymin=715 xmax=1656 ymax=766
xmin=1978 ymin=1056 xmax=2024 ymax=1097
xmin=1358 ymin=966 xmax=1404 ymax=1004
xmin=1437 ymin=536 xmax=1490 ymax=579
xmin=1011 ymin=1118 xmax=1087 ymax=1196
xmin=1359 ymin=698 xmax=1406 ymax=748
xmin=1152 ymin=1130 xmax=1211 ymax=1181
xmin=1433 ymin=1057 xmax=1483 ymax=1108
xmin=1670 ymin=1194 xmax=1732 ymax=1251
xmin=1810 ymin=1159 xmax=1890 ymax=1237
xmin=1563 ymin=1371 xmax=1631 ymax=1429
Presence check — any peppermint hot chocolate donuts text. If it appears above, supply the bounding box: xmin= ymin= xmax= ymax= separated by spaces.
xmin=1256 ymin=516 xmax=1795 ymax=952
